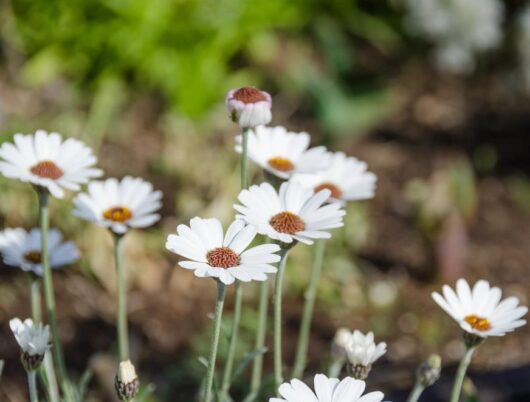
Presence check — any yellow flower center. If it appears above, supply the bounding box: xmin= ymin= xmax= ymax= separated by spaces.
xmin=207 ymin=247 xmax=240 ymax=268
xmin=103 ymin=206 xmax=133 ymax=222
xmin=30 ymin=160 xmax=64 ymax=179
xmin=232 ymin=87 xmax=267 ymax=103
xmin=314 ymin=182 xmax=342 ymax=199
xmin=24 ymin=250 xmax=42 ymax=264
xmin=269 ymin=212 xmax=305 ymax=234
xmin=464 ymin=315 xmax=491 ymax=332
xmin=267 ymin=157 xmax=294 ymax=172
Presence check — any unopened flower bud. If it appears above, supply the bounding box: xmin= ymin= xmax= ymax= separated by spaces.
xmin=331 ymin=327 xmax=352 ymax=359
xmin=226 ymin=87 xmax=272 ymax=128
xmin=9 ymin=318 xmax=49 ymax=372
xmin=417 ymin=354 xmax=442 ymax=387
xmin=115 ymin=360 xmax=140 ymax=401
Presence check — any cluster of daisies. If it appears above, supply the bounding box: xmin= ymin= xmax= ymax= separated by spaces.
xmin=0 ymin=87 xmax=526 ymax=402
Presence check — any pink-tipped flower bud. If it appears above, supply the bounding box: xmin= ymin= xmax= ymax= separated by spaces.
xmin=226 ymin=87 xmax=272 ymax=128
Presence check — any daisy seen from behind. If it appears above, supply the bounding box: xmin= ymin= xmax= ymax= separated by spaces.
xmin=226 ymin=86 xmax=272 ymax=128
xmin=293 ymin=152 xmax=377 ymax=204
xmin=270 ymin=374 xmax=385 ymax=402
xmin=0 ymin=227 xmax=80 ymax=275
xmin=73 ymin=176 xmax=162 ymax=235
xmin=234 ymin=181 xmax=345 ymax=245
xmin=166 ymin=217 xmax=281 ymax=285
xmin=236 ymin=126 xmax=331 ymax=180
xmin=0 ymin=130 xmax=103 ymax=198
xmin=345 ymin=330 xmax=387 ymax=380
xmin=432 ymin=278 xmax=527 ymax=338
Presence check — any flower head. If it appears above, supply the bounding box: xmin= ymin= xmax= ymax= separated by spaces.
xmin=331 ymin=327 xmax=353 ymax=359
xmin=10 ymin=318 xmax=50 ymax=371
xmin=345 ymin=330 xmax=387 ymax=380
xmin=293 ymin=152 xmax=376 ymax=203
xmin=73 ymin=176 xmax=162 ymax=235
xmin=0 ymin=130 xmax=103 ymax=198
xmin=236 ymin=126 xmax=331 ymax=180
xmin=270 ymin=374 xmax=384 ymax=402
xmin=166 ymin=218 xmax=281 ymax=285
xmin=226 ymin=86 xmax=272 ymax=128
xmin=432 ymin=279 xmax=528 ymax=339
xmin=234 ymin=181 xmax=345 ymax=245
xmin=115 ymin=360 xmax=140 ymax=402
xmin=0 ymin=227 xmax=80 ymax=275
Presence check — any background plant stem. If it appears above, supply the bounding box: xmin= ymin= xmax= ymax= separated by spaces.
xmin=273 ymin=248 xmax=289 ymax=393
xmin=28 ymin=371 xmax=38 ymax=402
xmin=406 ymin=382 xmax=425 ymax=402
xmin=249 ymin=280 xmax=269 ymax=397
xmin=204 ymin=281 xmax=227 ymax=402
xmin=292 ymin=239 xmax=326 ymax=378
xmin=114 ymin=233 xmax=129 ymax=361
xmin=450 ymin=345 xmax=476 ymax=402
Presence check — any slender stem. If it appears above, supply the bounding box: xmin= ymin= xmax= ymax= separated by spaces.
xmin=406 ymin=382 xmax=425 ymax=402
xmin=38 ymin=190 xmax=67 ymax=384
xmin=28 ymin=371 xmax=38 ymax=402
xmin=30 ymin=279 xmax=42 ymax=323
xmin=240 ymin=127 xmax=250 ymax=189
xmin=328 ymin=358 xmax=345 ymax=378
xmin=219 ymin=282 xmax=243 ymax=401
xmin=450 ymin=346 xmax=476 ymax=402
xmin=273 ymin=249 xmax=289 ymax=393
xmin=204 ymin=281 xmax=227 ymax=402
xmin=292 ymin=239 xmax=326 ymax=378
xmin=249 ymin=280 xmax=269 ymax=396
xmin=114 ymin=233 xmax=129 ymax=361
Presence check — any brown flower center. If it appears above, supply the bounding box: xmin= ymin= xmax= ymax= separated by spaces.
xmin=103 ymin=206 xmax=133 ymax=223
xmin=314 ymin=182 xmax=342 ymax=199
xmin=24 ymin=250 xmax=42 ymax=264
xmin=30 ymin=160 xmax=63 ymax=180
xmin=269 ymin=212 xmax=305 ymax=234
xmin=464 ymin=315 xmax=491 ymax=332
xmin=232 ymin=87 xmax=267 ymax=103
xmin=207 ymin=247 xmax=240 ymax=268
xmin=267 ymin=157 xmax=294 ymax=172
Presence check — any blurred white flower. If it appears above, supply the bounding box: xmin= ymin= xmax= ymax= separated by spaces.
xmin=270 ymin=374 xmax=384 ymax=402
xmin=0 ymin=130 xmax=103 ymax=198
xmin=405 ymin=0 xmax=504 ymax=74
xmin=166 ymin=217 xmax=280 ymax=285
xmin=236 ymin=126 xmax=331 ymax=180
xmin=332 ymin=327 xmax=353 ymax=359
xmin=73 ymin=176 xmax=162 ymax=235
xmin=432 ymin=279 xmax=528 ymax=338
xmin=234 ymin=181 xmax=345 ymax=245
xmin=346 ymin=330 xmax=387 ymax=368
xmin=226 ymin=87 xmax=272 ymax=128
xmin=0 ymin=227 xmax=79 ymax=275
xmin=10 ymin=318 xmax=50 ymax=371
xmin=292 ymin=152 xmax=376 ymax=204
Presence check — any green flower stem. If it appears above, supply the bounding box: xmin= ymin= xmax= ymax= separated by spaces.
xmin=204 ymin=281 xmax=227 ymax=402
xmin=114 ymin=233 xmax=129 ymax=361
xmin=450 ymin=345 xmax=476 ymax=402
xmin=38 ymin=190 xmax=67 ymax=384
xmin=328 ymin=358 xmax=345 ymax=378
xmin=249 ymin=280 xmax=269 ymax=396
xmin=273 ymin=248 xmax=289 ymax=393
xmin=30 ymin=279 xmax=42 ymax=323
xmin=406 ymin=382 xmax=425 ymax=402
xmin=28 ymin=371 xmax=38 ymax=402
xmin=292 ymin=239 xmax=326 ymax=378
xmin=219 ymin=127 xmax=251 ymax=401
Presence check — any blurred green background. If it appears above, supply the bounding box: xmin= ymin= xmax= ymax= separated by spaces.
xmin=1 ymin=0 xmax=530 ymax=401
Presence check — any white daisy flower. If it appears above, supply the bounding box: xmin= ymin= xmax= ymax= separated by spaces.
xmin=293 ymin=152 xmax=377 ymax=203
xmin=166 ymin=217 xmax=281 ymax=285
xmin=226 ymin=86 xmax=272 ymax=128
xmin=0 ymin=130 xmax=103 ymax=198
xmin=432 ymin=279 xmax=528 ymax=337
xmin=236 ymin=126 xmax=331 ymax=180
xmin=234 ymin=181 xmax=345 ymax=245
xmin=10 ymin=318 xmax=50 ymax=371
xmin=270 ymin=374 xmax=384 ymax=402
xmin=346 ymin=330 xmax=387 ymax=368
xmin=0 ymin=227 xmax=80 ymax=275
xmin=73 ymin=176 xmax=163 ymax=235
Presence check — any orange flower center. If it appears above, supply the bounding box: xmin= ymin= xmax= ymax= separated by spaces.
xmin=24 ymin=250 xmax=42 ymax=264
xmin=30 ymin=160 xmax=64 ymax=179
xmin=464 ymin=315 xmax=491 ymax=332
xmin=232 ymin=87 xmax=267 ymax=103
xmin=103 ymin=206 xmax=133 ymax=222
xmin=269 ymin=212 xmax=305 ymax=234
xmin=314 ymin=182 xmax=342 ymax=199
xmin=267 ymin=157 xmax=294 ymax=172
xmin=207 ymin=247 xmax=240 ymax=268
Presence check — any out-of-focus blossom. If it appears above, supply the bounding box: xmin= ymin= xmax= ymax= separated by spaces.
xmin=226 ymin=87 xmax=272 ymax=128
